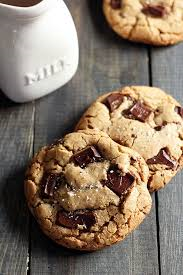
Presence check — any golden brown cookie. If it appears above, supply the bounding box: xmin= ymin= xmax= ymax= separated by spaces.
xmin=103 ymin=0 xmax=183 ymax=46
xmin=25 ymin=130 xmax=151 ymax=250
xmin=76 ymin=87 xmax=183 ymax=192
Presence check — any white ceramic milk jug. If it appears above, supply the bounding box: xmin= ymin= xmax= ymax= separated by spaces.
xmin=0 ymin=0 xmax=79 ymax=102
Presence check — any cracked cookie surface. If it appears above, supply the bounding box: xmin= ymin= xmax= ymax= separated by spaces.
xmin=25 ymin=129 xmax=151 ymax=250
xmin=103 ymin=0 xmax=183 ymax=46
xmin=76 ymin=87 xmax=183 ymax=192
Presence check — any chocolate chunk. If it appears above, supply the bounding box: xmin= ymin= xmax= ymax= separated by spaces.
xmin=102 ymin=165 xmax=134 ymax=196
xmin=147 ymin=148 xmax=177 ymax=168
xmin=142 ymin=5 xmax=167 ymax=17
xmin=42 ymin=173 xmax=64 ymax=197
xmin=110 ymin=0 xmax=121 ymax=9
xmin=56 ymin=210 xmax=96 ymax=229
xmin=128 ymin=101 xmax=151 ymax=122
xmin=104 ymin=93 xmax=124 ymax=112
xmin=175 ymin=106 xmax=183 ymax=118
xmin=73 ymin=146 xmax=103 ymax=168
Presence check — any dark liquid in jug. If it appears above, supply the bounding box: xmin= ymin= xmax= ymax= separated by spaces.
xmin=0 ymin=0 xmax=41 ymax=7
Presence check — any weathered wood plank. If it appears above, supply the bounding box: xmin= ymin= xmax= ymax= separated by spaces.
xmin=151 ymin=44 xmax=183 ymax=275
xmin=30 ymin=1 xmax=159 ymax=274
xmin=0 ymin=94 xmax=34 ymax=274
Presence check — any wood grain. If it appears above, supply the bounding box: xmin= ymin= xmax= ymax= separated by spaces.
xmin=30 ymin=1 xmax=159 ymax=275
xmin=0 ymin=95 xmax=34 ymax=274
xmin=151 ymin=44 xmax=183 ymax=275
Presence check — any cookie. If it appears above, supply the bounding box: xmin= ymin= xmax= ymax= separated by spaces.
xmin=103 ymin=0 xmax=183 ymax=46
xmin=76 ymin=87 xmax=183 ymax=192
xmin=25 ymin=129 xmax=151 ymax=251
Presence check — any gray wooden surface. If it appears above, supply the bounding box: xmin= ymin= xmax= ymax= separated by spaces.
xmin=0 ymin=1 xmax=182 ymax=275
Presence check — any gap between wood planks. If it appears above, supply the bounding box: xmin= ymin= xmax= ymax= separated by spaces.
xmin=26 ymin=103 xmax=35 ymax=275
xmin=148 ymin=46 xmax=161 ymax=275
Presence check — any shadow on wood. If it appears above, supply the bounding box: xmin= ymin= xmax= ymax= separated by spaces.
xmin=31 ymin=218 xmax=92 ymax=257
xmin=0 ymin=166 xmax=29 ymax=242
xmin=87 ymin=0 xmax=145 ymax=50
xmin=87 ymin=0 xmax=122 ymax=40
xmin=0 ymin=90 xmax=18 ymax=108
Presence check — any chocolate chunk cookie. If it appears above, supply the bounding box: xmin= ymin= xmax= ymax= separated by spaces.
xmin=25 ymin=130 xmax=151 ymax=250
xmin=76 ymin=87 xmax=183 ymax=192
xmin=103 ymin=0 xmax=183 ymax=46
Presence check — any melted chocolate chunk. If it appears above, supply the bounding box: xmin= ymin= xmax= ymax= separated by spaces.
xmin=104 ymin=93 xmax=124 ymax=112
xmin=42 ymin=173 xmax=64 ymax=197
xmin=147 ymin=148 xmax=177 ymax=168
xmin=56 ymin=210 xmax=96 ymax=229
xmin=73 ymin=146 xmax=103 ymax=168
xmin=142 ymin=4 xmax=167 ymax=17
xmin=102 ymin=165 xmax=134 ymax=196
xmin=175 ymin=106 xmax=183 ymax=119
xmin=128 ymin=101 xmax=151 ymax=122
xmin=110 ymin=0 xmax=121 ymax=9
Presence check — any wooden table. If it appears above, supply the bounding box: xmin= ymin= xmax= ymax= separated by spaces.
xmin=0 ymin=1 xmax=182 ymax=274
